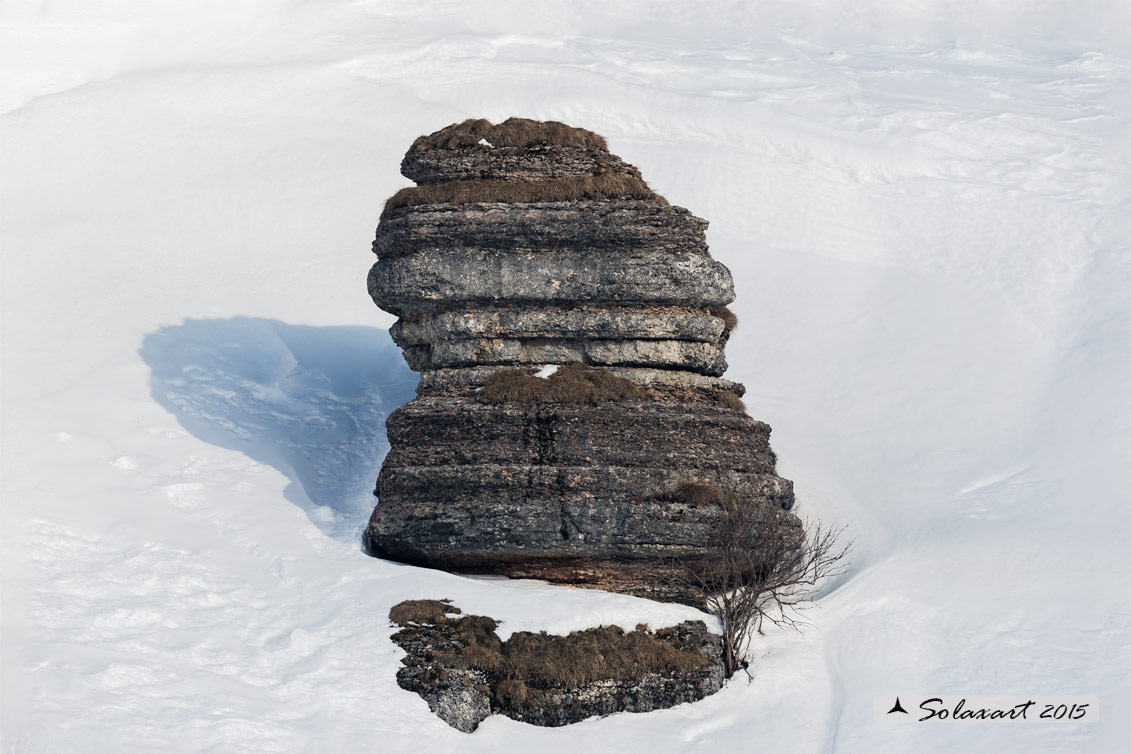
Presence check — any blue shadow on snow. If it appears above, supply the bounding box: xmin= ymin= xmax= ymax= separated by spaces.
xmin=139 ymin=317 xmax=418 ymax=543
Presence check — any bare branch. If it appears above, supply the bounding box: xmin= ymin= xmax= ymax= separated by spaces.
xmin=670 ymin=498 xmax=852 ymax=678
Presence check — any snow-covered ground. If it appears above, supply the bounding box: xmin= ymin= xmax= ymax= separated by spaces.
xmin=2 ymin=1 xmax=1128 ymax=752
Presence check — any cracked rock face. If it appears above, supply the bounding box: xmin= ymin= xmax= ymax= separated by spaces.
xmin=366 ymin=118 xmax=797 ymax=604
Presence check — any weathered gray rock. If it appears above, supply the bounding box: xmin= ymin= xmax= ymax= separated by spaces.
xmin=505 ymin=665 xmax=724 ymax=727
xmin=391 ymin=306 xmax=729 ymax=373
xmin=365 ymin=118 xmax=797 ymax=605
xmin=390 ymin=306 xmax=725 ymax=346
xmin=371 ymin=391 xmax=793 ymax=604
xmin=603 ymin=366 xmax=746 ymax=395
xmin=397 ymin=663 xmax=493 ymax=733
xmin=401 ymin=145 xmax=642 ymax=185
xmin=368 ymin=247 xmax=735 ymax=316
xmin=413 ymin=365 xmax=747 ymax=396
xmin=390 ymin=610 xmax=494 ymax=732
xmin=401 ymin=337 xmax=726 ymax=374
xmin=374 ymin=201 xmax=706 ymax=259
xmin=382 ymin=396 xmax=777 ymax=474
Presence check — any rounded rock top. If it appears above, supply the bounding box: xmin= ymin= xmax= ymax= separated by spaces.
xmin=400 ymin=117 xmax=645 ymax=185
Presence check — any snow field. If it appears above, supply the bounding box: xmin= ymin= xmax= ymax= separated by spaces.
xmin=2 ymin=1 xmax=1127 ymax=752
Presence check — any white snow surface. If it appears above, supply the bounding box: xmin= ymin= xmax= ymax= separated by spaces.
xmin=1 ymin=1 xmax=1128 ymax=752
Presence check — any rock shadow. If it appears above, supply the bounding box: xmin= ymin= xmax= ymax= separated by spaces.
xmin=140 ymin=317 xmax=418 ymax=543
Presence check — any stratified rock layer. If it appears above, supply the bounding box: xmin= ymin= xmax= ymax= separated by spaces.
xmin=366 ymin=118 xmax=796 ymax=604
xmin=373 ymin=202 xmax=707 ymax=258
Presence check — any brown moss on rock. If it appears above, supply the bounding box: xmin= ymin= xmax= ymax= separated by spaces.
xmin=388 ymin=599 xmax=723 ymax=730
xmin=429 ymin=622 xmax=711 ymax=688
xmin=477 ymin=363 xmax=645 ymax=406
xmin=411 ymin=117 xmax=609 ymax=152
xmin=499 ymin=624 xmax=711 ymax=687
xmin=654 ymin=480 xmax=734 ymax=507
xmin=709 ymin=305 xmax=738 ymax=332
xmin=713 ymin=389 xmax=746 ymax=411
xmin=388 ymin=598 xmax=461 ymax=625
xmin=493 ymin=678 xmax=541 ymax=707
xmin=382 ymin=174 xmax=663 ymax=218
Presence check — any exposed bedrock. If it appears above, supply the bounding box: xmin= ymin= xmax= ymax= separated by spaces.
xmin=369 ymin=396 xmax=794 ymax=605
xmin=391 ymin=307 xmax=728 ymax=373
xmin=401 ymin=140 xmax=643 ymax=184
xmin=365 ymin=118 xmax=798 ymax=605
xmin=373 ymin=464 xmax=792 ymax=551
xmin=414 ymin=366 xmax=747 ymax=397
xmin=400 ymin=337 xmax=727 ymax=374
xmin=381 ymin=397 xmax=777 ymax=473
xmin=398 ymin=118 xmax=640 ymax=187
xmin=390 ymin=307 xmax=726 ymax=346
xmin=374 ymin=201 xmax=707 ymax=259
xmin=367 ymin=247 xmax=735 ymax=316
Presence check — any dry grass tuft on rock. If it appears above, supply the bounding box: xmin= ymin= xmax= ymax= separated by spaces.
xmin=450 ymin=614 xmax=501 ymax=644
xmin=389 ymin=598 xmax=461 ymax=625
xmin=493 ymin=678 xmax=537 ymax=706
xmin=382 ymin=174 xmax=663 ymax=218
xmin=411 ymin=117 xmax=609 ymax=152
xmin=713 ymin=389 xmax=746 ymax=411
xmin=477 ymin=364 xmax=644 ymax=406
xmin=710 ymin=305 xmax=738 ymax=332
xmin=391 ymin=603 xmax=711 ymax=694
xmin=498 ymin=625 xmax=711 ymax=689
xmin=452 ymin=642 xmax=507 ymax=674
xmin=410 ymin=118 xmax=492 ymax=150
xmin=654 ymin=479 xmax=734 ymax=507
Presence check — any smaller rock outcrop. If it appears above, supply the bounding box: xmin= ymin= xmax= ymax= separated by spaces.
xmin=389 ymin=599 xmax=724 ymax=731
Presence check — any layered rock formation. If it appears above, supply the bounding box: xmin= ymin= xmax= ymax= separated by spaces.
xmin=366 ymin=118 xmax=797 ymax=604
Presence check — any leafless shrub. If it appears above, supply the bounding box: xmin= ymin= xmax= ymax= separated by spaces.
xmin=382 ymin=174 xmax=664 ymax=218
xmin=477 ymin=364 xmax=644 ymax=406
xmin=411 ymin=117 xmax=608 ymax=151
xmin=673 ymin=500 xmax=851 ymax=678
